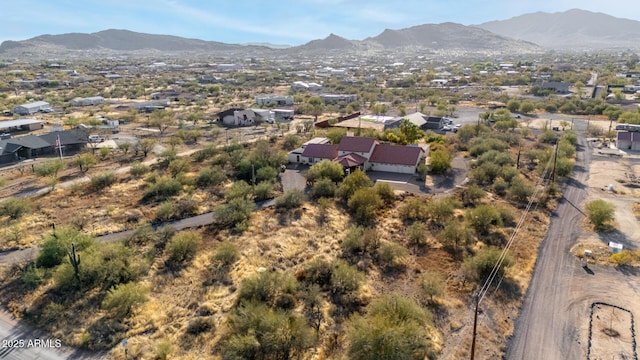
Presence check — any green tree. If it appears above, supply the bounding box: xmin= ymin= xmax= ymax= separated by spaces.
xmin=518 ymin=101 xmax=535 ymax=114
xmin=0 ymin=197 xmax=32 ymax=220
xmin=438 ymin=220 xmax=475 ymax=254
xmin=137 ymin=138 xmax=156 ymax=157
xmin=430 ymin=149 xmax=452 ymax=174
xmin=74 ymin=153 xmax=97 ymax=172
xmin=585 ymin=199 xmax=615 ymax=231
xmin=306 ymin=160 xmax=344 ymax=183
xmin=148 ymin=109 xmax=176 ymax=136
xmin=399 ymin=119 xmax=424 ymax=144
xmin=336 ymin=169 xmax=373 ymax=202
xmin=420 ymin=270 xmax=445 ymax=303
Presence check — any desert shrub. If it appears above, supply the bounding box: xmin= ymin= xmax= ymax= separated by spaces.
xmin=0 ymin=197 xmax=33 ymax=220
xmin=300 ymin=257 xmax=333 ymax=288
xmin=348 ymin=188 xmax=383 ymax=225
xmin=60 ymin=242 xmax=148 ymax=290
xmin=237 ymin=271 xmax=298 ymax=308
xmin=331 ymin=260 xmax=364 ymax=294
xmin=461 ymin=184 xmax=486 ymax=206
xmin=310 ymin=178 xmax=337 ymax=199
xmin=465 ymin=205 xmax=503 ymax=235
xmin=186 ymin=316 xmax=215 ymax=335
xmin=101 ymin=282 xmax=149 ymax=319
xmin=427 ymin=197 xmax=460 ymax=226
xmin=227 ymin=180 xmax=254 ymax=200
xmin=500 ymin=166 xmax=519 ymax=183
xmin=90 ymin=171 xmax=117 ymax=191
xmin=610 ymin=250 xmax=636 ymax=266
xmin=407 ymin=221 xmax=429 ymax=246
xmin=377 ymin=241 xmax=408 ymax=268
xmin=212 ymin=198 xmax=256 ymax=229
xmin=166 ymin=231 xmax=201 ymax=266
xmin=420 ymin=270 xmax=445 ymax=303
xmin=223 ymin=301 xmax=315 ymax=360
xmin=492 ymin=178 xmax=509 ymax=195
xmin=538 ymin=129 xmax=559 ymax=144
xmin=143 ymin=176 xmax=182 ymax=201
xmin=462 ymin=246 xmax=512 ymax=282
xmin=196 ymin=166 xmax=227 ymax=188
xmin=555 ymin=157 xmax=575 ymax=177
xmin=468 ymin=138 xmax=509 ymax=157
xmin=192 ymin=145 xmax=218 ymax=162
xmin=429 ymin=149 xmax=452 ymax=174
xmin=507 ymin=176 xmax=534 ymax=204
xmin=336 ymin=169 xmax=373 ymax=202
xmin=399 ymin=196 xmax=430 ymax=222
xmin=275 ymin=189 xmax=304 ymax=210
xmin=253 ymin=181 xmax=274 ymax=201
xmin=477 ymin=150 xmax=513 ymax=167
xmin=256 ymin=166 xmax=279 ymax=183
xmin=129 ymin=162 xmax=150 ymax=177
xmin=438 ymin=220 xmax=475 ymax=254
xmin=36 ymin=226 xmax=95 ymax=268
xmin=283 ymin=134 xmax=301 ymax=150
xmin=585 ymin=199 xmax=615 ymax=231
xmin=340 ymin=226 xmax=379 ymax=255
xmin=212 ymin=241 xmax=240 ymax=267
xmin=470 ymin=162 xmax=502 ymax=185
xmin=347 ymin=293 xmax=436 ymax=360
xmin=152 ymin=338 xmax=174 ymax=360
xmin=21 ymin=264 xmax=46 ymax=289
xmin=374 ymin=182 xmax=396 ymax=205
xmin=155 ymin=201 xmax=176 ymax=222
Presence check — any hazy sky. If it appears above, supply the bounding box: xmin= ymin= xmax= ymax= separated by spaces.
xmin=3 ymin=0 xmax=640 ymax=45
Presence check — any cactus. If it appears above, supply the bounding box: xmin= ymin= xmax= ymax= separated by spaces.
xmin=68 ymin=243 xmax=81 ymax=283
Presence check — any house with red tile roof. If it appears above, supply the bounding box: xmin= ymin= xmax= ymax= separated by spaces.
xmin=337 ymin=136 xmax=377 ymax=158
xmin=287 ymin=136 xmax=427 ymax=174
xmin=300 ymin=144 xmax=338 ymax=164
xmin=368 ymin=143 xmax=425 ymax=174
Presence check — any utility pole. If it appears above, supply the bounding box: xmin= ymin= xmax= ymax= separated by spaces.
xmin=551 ymin=140 xmax=559 ymax=183
xmin=516 ymin=141 xmax=521 ymax=169
xmin=470 ymin=294 xmax=479 ymax=360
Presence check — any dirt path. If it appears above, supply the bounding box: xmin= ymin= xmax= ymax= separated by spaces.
xmin=506 ymin=136 xmax=591 ymax=359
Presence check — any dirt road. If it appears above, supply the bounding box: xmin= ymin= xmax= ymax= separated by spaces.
xmin=506 ymin=136 xmax=591 ymax=359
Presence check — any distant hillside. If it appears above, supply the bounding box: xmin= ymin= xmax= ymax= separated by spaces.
xmin=290 ymin=24 xmax=541 ymax=55
xmin=364 ymin=22 xmax=541 ymax=52
xmin=478 ymin=9 xmax=640 ymax=50
xmin=0 ymin=29 xmax=264 ymax=55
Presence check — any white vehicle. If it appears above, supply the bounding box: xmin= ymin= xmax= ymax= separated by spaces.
xmin=88 ymin=135 xmax=105 ymax=143
xmin=442 ymin=125 xmax=452 ymax=131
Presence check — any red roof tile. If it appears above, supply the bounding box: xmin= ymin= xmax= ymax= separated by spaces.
xmin=300 ymin=144 xmax=338 ymax=159
xmin=335 ymin=153 xmax=368 ymax=167
xmin=338 ymin=136 xmax=377 ymax=153
xmin=369 ymin=144 xmax=423 ymax=166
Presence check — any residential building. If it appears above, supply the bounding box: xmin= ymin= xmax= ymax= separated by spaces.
xmin=368 ymin=144 xmax=425 ymax=174
xmin=13 ymin=101 xmax=51 ymax=115
xmin=541 ymin=81 xmax=571 ymax=94
xmin=217 ymin=108 xmax=257 ymax=127
xmin=617 ymin=131 xmax=640 ymax=151
xmin=70 ymin=96 xmax=105 ymax=106
xmin=255 ymin=95 xmax=294 ymax=106
xmin=0 ymin=119 xmax=44 ymax=133
xmin=320 ymin=94 xmax=357 ymax=105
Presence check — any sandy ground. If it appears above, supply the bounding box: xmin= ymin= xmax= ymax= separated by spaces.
xmin=571 ymin=149 xmax=640 ymax=359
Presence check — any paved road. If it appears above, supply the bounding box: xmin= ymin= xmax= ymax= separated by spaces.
xmin=0 ymin=310 xmax=103 ymax=360
xmin=506 ymin=136 xmax=591 ymax=359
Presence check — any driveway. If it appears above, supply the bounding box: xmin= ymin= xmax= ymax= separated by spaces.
xmin=281 ymin=164 xmax=307 ymax=193
xmin=367 ymin=171 xmax=429 ymax=195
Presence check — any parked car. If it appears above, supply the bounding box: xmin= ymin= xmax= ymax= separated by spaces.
xmin=88 ymin=135 xmax=105 ymax=143
xmin=441 ymin=125 xmax=452 ymax=131
xmin=452 ymin=124 xmax=462 ymax=133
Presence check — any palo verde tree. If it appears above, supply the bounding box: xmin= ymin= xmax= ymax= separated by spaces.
xmin=585 ymin=199 xmax=615 ymax=231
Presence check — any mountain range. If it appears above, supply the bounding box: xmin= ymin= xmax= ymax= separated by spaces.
xmin=1 ymin=9 xmax=639 ymax=57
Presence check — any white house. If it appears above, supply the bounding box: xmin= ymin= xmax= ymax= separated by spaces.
xmin=13 ymin=101 xmax=51 ymax=115
xmin=70 ymin=96 xmax=105 ymax=106
xmin=255 ymin=95 xmax=294 ymax=106
xmin=368 ymin=144 xmax=425 ymax=174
